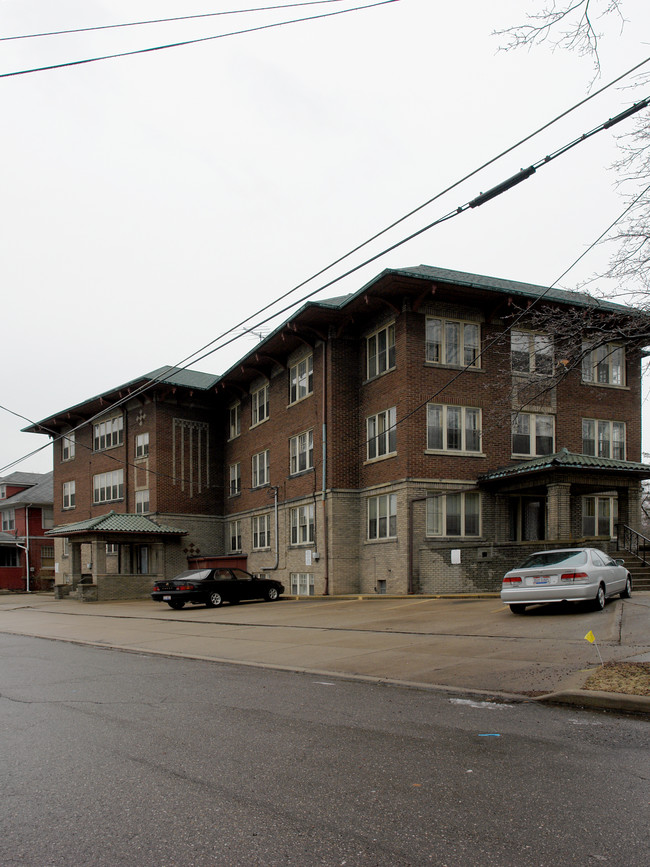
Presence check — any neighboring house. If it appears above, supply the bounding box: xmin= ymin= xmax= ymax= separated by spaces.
xmin=25 ymin=265 xmax=650 ymax=600
xmin=0 ymin=472 xmax=54 ymax=591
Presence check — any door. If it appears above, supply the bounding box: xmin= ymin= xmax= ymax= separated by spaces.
xmin=508 ymin=497 xmax=546 ymax=541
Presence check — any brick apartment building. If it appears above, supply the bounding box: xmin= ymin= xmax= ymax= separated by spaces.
xmin=26 ymin=264 xmax=650 ymax=600
xmin=0 ymin=471 xmax=54 ymax=591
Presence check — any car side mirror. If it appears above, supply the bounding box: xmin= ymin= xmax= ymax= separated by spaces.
xmin=615 ymin=559 xmax=624 ymax=566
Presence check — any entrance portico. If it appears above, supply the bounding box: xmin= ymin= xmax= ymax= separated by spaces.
xmin=48 ymin=511 xmax=187 ymax=601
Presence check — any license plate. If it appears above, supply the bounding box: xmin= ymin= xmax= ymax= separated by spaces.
xmin=534 ymin=578 xmax=549 ymax=585
xmin=163 ymin=595 xmax=171 ymax=601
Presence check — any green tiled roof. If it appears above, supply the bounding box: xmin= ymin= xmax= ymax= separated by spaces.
xmin=47 ymin=511 xmax=188 ymax=537
xmin=480 ymin=448 xmax=650 ymax=482
xmin=370 ymin=265 xmax=641 ymax=314
xmin=24 ymin=366 xmax=220 ymax=434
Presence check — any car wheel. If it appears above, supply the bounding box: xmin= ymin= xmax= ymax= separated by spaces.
xmin=594 ymin=584 xmax=606 ymax=611
xmin=509 ymin=604 xmax=527 ymax=614
xmin=206 ymin=592 xmax=223 ymax=608
xmin=620 ymin=576 xmax=632 ymax=599
xmin=168 ymin=600 xmax=185 ymax=610
xmin=265 ymin=587 xmax=279 ymax=602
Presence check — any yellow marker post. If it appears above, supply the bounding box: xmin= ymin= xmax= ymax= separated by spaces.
xmin=584 ymin=630 xmax=604 ymax=666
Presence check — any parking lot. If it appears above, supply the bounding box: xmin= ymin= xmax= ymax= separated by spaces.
xmin=1 ymin=592 xmax=648 ymax=699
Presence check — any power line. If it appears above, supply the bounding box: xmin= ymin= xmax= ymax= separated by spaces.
xmin=138 ymin=55 xmax=650 ymax=381
xmin=2 ymin=81 xmax=649 ymax=474
xmin=0 ymin=0 xmax=400 ymax=79
xmin=0 ymin=1 xmax=348 ymax=42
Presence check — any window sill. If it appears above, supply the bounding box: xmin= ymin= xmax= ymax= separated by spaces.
xmin=92 ymin=443 xmax=124 ymax=454
xmin=424 ymin=362 xmax=483 ymax=373
xmin=365 ymin=537 xmax=398 ymax=544
xmin=581 ymin=381 xmax=629 ymax=390
xmin=425 ymin=450 xmax=485 ymax=458
xmin=511 ymin=453 xmax=553 ymax=460
xmin=364 ymin=367 xmax=396 ymax=386
xmin=289 ymin=468 xmax=315 ymax=479
xmin=287 ymin=393 xmax=313 ymax=408
xmin=364 ymin=453 xmax=397 ymax=466
xmin=249 ymin=418 xmax=269 ymax=431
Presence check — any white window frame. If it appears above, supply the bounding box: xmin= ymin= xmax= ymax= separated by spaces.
xmin=512 ymin=413 xmax=555 ymax=457
xmin=251 ymin=514 xmax=271 ymax=550
xmin=290 ymin=504 xmax=315 ymax=545
xmin=251 ymin=384 xmax=269 ymax=427
xmin=290 ymin=429 xmax=314 ymax=475
xmin=582 ymin=342 xmax=625 ymax=386
xmin=367 ymin=493 xmax=397 ymax=540
xmin=93 ymin=415 xmax=124 ymax=452
xmin=367 ymin=408 xmax=397 ymax=461
xmin=93 ymin=470 xmax=124 ymax=504
xmin=61 ymin=431 xmax=76 ymax=461
xmin=229 ymin=402 xmax=241 ymax=440
xmin=426 ymin=317 xmax=480 ymax=368
xmin=135 ymin=432 xmax=149 ymax=459
xmin=251 ymin=450 xmax=270 ymax=488
xmin=291 ymin=573 xmax=314 ymax=596
xmin=511 ymin=330 xmax=553 ymax=375
xmin=426 ymin=492 xmax=481 ymax=538
xmin=1 ymin=509 xmax=15 ymax=532
xmin=367 ymin=323 xmax=396 ymax=379
xmin=106 ymin=543 xmax=119 ymax=555
xmin=426 ymin=404 xmax=482 ymax=454
xmin=229 ymin=462 xmax=241 ymax=496
xmin=582 ymin=419 xmax=626 ymax=460
xmin=229 ymin=519 xmax=242 ymax=553
xmin=289 ymin=355 xmax=313 ymax=404
xmin=62 ymin=481 xmax=76 ymax=510
xmin=135 ymin=490 xmax=150 ymax=514
xmin=582 ymin=495 xmax=618 ymax=538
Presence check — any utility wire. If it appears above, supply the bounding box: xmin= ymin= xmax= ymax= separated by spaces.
xmin=0 ymin=0 xmax=399 ymax=79
xmin=131 ymin=55 xmax=650 ymax=383
xmin=382 ymin=180 xmax=650 ymax=460
xmin=0 ymin=1 xmax=348 ymax=41
xmin=1 ymin=88 xmax=648 ymax=475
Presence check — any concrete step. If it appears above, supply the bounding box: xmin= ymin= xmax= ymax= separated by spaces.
xmin=613 ymin=553 xmax=650 ymax=591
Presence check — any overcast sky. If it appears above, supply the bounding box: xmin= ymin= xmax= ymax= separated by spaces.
xmin=2 ymin=0 xmax=650 ymax=474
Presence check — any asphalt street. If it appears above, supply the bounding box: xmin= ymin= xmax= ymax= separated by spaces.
xmin=2 ymin=634 xmax=648 ymax=867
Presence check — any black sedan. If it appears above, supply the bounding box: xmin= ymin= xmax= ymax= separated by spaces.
xmin=151 ymin=568 xmax=285 ymax=610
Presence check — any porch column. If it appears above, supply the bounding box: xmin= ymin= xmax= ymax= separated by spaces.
xmin=493 ymin=495 xmax=510 ymax=543
xmin=151 ymin=542 xmax=165 ymax=577
xmin=89 ymin=539 xmax=107 ymax=580
xmin=619 ymin=483 xmax=642 ymax=532
xmin=70 ymin=542 xmax=83 ymax=581
xmin=547 ymin=482 xmax=572 ymax=541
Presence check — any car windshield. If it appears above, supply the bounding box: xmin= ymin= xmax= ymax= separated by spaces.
xmin=518 ymin=550 xmax=588 ymax=569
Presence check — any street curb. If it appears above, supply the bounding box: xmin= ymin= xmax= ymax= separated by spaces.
xmin=536 ymin=689 xmax=650 ymax=715
xmin=4 ymin=624 xmax=649 ymax=714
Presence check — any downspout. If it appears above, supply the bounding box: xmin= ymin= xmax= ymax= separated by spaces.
xmin=321 ymin=339 xmax=329 ymax=595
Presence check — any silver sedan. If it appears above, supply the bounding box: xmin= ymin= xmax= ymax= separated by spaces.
xmin=501 ymin=548 xmax=632 ymax=614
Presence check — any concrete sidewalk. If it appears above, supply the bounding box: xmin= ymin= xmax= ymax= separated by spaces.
xmin=0 ymin=593 xmax=648 ymax=713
